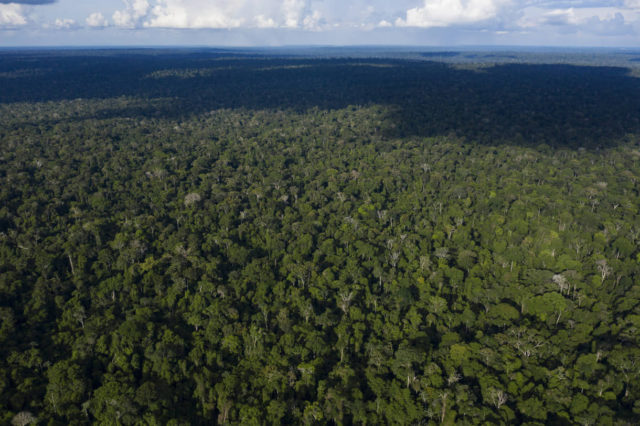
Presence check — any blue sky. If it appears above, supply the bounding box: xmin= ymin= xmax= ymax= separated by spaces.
xmin=1 ymin=0 xmax=639 ymax=47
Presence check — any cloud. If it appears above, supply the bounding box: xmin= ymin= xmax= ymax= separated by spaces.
xmin=392 ymin=0 xmax=640 ymax=38
xmin=109 ymin=0 xmax=330 ymax=30
xmin=584 ymin=12 xmax=633 ymax=35
xmin=396 ymin=0 xmax=511 ymax=28
xmin=113 ymin=0 xmax=150 ymax=28
xmin=0 ymin=4 xmax=26 ymax=27
xmin=302 ymin=10 xmax=323 ymax=30
xmin=254 ymin=15 xmax=277 ymax=28
xmin=282 ymin=0 xmax=305 ymax=28
xmin=514 ymin=3 xmax=638 ymax=38
xmin=144 ymin=0 xmax=284 ymax=29
xmin=145 ymin=0 xmax=245 ymax=29
xmin=86 ymin=12 xmax=108 ymax=28
xmin=540 ymin=8 xmax=579 ymax=26
xmin=3 ymin=0 xmax=635 ymax=44
xmin=53 ymin=17 xmax=77 ymax=29
xmin=112 ymin=1 xmax=640 ymax=33
xmin=0 ymin=0 xmax=55 ymax=4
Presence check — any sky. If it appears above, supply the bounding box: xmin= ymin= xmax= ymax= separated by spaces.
xmin=1 ymin=0 xmax=640 ymax=47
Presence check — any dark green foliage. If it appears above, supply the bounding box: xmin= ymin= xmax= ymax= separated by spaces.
xmin=1 ymin=50 xmax=639 ymax=424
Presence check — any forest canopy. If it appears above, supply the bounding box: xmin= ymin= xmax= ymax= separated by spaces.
xmin=1 ymin=48 xmax=640 ymax=425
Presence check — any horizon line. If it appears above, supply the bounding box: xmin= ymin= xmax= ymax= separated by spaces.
xmin=1 ymin=44 xmax=639 ymax=51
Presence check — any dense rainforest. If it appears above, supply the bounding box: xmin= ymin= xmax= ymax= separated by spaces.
xmin=1 ymin=49 xmax=640 ymax=425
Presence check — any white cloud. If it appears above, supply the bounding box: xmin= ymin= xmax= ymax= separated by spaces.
xmin=146 ymin=0 xmax=245 ymax=28
xmin=6 ymin=0 xmax=630 ymax=43
xmin=144 ymin=1 xmax=190 ymax=28
xmin=113 ymin=0 xmax=328 ymax=30
xmin=282 ymin=0 xmax=305 ymax=28
xmin=393 ymin=0 xmax=640 ymax=37
xmin=86 ymin=12 xmax=108 ymax=28
xmin=542 ymin=8 xmax=580 ymax=26
xmin=0 ymin=4 xmax=27 ymax=27
xmin=302 ymin=10 xmax=323 ymax=30
xmin=519 ymin=4 xmax=638 ymax=29
xmin=396 ymin=0 xmax=511 ymax=28
xmin=254 ymin=15 xmax=277 ymax=28
xmin=584 ymin=12 xmax=633 ymax=35
xmin=113 ymin=0 xmax=150 ymax=28
xmin=53 ymin=18 xmax=76 ymax=29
